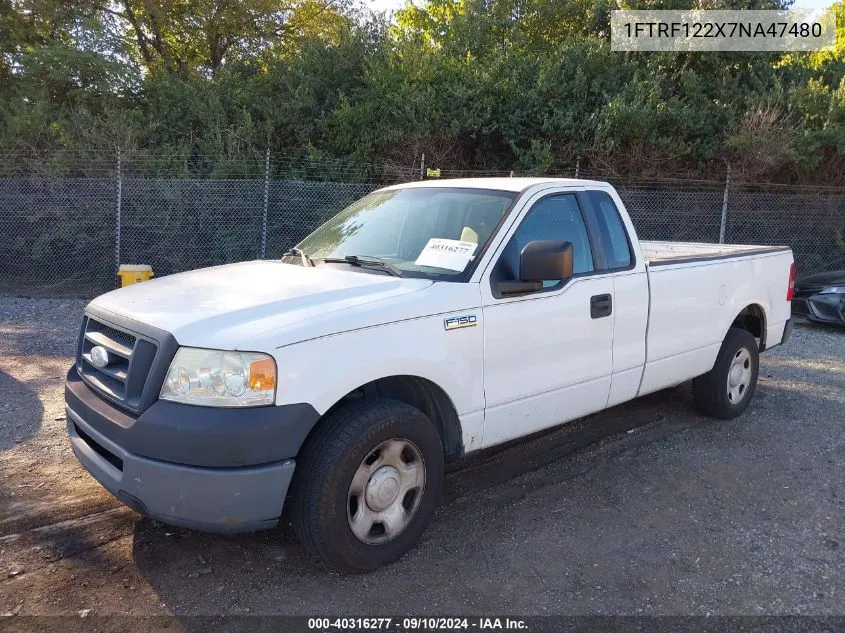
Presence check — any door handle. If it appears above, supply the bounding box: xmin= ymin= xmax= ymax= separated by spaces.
xmin=590 ymin=294 xmax=612 ymax=319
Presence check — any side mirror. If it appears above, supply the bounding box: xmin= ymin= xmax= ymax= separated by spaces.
xmin=497 ymin=240 xmax=573 ymax=297
xmin=520 ymin=240 xmax=573 ymax=282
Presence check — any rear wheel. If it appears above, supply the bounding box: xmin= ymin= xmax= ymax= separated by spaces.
xmin=693 ymin=327 xmax=760 ymax=419
xmin=290 ymin=398 xmax=444 ymax=572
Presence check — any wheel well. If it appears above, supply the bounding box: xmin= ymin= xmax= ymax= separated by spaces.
xmin=325 ymin=376 xmax=464 ymax=463
xmin=731 ymin=304 xmax=767 ymax=350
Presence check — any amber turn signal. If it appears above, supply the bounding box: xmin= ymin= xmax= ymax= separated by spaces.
xmin=249 ymin=358 xmax=276 ymax=391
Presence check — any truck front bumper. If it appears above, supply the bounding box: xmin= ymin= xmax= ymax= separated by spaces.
xmin=67 ymin=408 xmax=292 ymax=532
xmin=65 ymin=370 xmax=310 ymax=533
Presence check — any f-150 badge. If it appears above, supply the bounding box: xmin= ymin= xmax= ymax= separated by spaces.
xmin=444 ymin=314 xmax=477 ymax=330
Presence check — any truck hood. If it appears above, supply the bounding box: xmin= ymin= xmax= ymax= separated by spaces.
xmin=89 ymin=260 xmax=432 ymax=349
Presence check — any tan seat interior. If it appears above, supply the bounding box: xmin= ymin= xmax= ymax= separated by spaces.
xmin=460 ymin=226 xmax=479 ymax=244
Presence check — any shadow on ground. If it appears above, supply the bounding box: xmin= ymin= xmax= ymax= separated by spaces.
xmin=0 ymin=370 xmax=43 ymax=451
xmin=0 ymin=297 xmax=84 ymax=360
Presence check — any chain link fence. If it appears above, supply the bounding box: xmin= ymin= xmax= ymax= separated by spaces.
xmin=1 ymin=151 xmax=843 ymax=297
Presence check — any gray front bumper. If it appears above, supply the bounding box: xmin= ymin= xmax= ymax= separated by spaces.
xmin=67 ymin=405 xmax=294 ymax=533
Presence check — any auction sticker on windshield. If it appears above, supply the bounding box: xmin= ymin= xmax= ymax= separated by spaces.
xmin=415 ymin=239 xmax=478 ymax=271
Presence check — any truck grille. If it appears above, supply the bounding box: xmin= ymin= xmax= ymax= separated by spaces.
xmin=77 ymin=316 xmax=158 ymax=412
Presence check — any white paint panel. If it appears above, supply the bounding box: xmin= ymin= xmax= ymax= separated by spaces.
xmin=607 ymin=366 xmax=644 ymax=408
xmin=89 ymin=260 xmax=433 ymax=350
xmin=382 ymin=176 xmax=610 ymax=194
xmin=481 ymin=275 xmax=614 ymax=447
xmin=482 ymin=277 xmax=614 ymax=406
xmin=644 ymin=251 xmax=793 ymax=365
xmin=483 ymin=376 xmax=612 ymax=446
xmin=274 ymin=307 xmax=485 ymax=444
xmin=638 ymin=343 xmax=721 ymax=396
xmin=458 ymin=410 xmax=485 ymax=453
xmin=610 ymin=271 xmax=649 ymax=373
xmin=766 ymin=320 xmax=788 ymax=349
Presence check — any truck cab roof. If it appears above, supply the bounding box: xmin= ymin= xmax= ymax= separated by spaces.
xmin=382 ymin=177 xmax=611 ymax=193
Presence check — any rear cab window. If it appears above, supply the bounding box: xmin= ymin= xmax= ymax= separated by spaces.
xmin=586 ymin=190 xmax=634 ymax=270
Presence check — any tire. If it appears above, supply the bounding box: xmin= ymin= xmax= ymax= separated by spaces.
xmin=692 ymin=327 xmax=760 ymax=420
xmin=290 ymin=398 xmax=444 ymax=573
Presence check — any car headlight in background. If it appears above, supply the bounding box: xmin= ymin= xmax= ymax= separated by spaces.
xmin=160 ymin=348 xmax=276 ymax=407
xmin=819 ymin=286 xmax=845 ymax=295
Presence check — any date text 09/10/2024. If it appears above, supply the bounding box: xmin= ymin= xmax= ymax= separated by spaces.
xmin=307 ymin=618 xmax=528 ymax=631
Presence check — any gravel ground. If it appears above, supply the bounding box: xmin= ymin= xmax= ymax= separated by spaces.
xmin=0 ymin=296 xmax=843 ymax=626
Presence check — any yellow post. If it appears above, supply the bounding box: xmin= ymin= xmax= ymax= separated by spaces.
xmin=117 ymin=264 xmax=154 ymax=287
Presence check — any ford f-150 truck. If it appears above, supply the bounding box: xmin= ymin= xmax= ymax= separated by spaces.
xmin=65 ymin=178 xmax=795 ymax=572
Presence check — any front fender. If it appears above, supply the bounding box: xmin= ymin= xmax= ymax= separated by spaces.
xmin=273 ymin=313 xmax=484 ymax=419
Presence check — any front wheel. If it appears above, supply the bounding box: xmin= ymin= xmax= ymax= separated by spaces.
xmin=290 ymin=398 xmax=444 ymax=572
xmin=692 ymin=327 xmax=760 ymax=420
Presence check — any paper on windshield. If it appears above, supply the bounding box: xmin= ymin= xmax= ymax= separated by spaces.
xmin=414 ymin=238 xmax=478 ymax=272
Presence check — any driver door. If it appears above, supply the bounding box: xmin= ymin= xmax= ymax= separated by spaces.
xmin=480 ymin=190 xmax=615 ymax=447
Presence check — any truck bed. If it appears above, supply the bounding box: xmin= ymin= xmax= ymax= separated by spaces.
xmin=641 ymin=241 xmax=790 ymax=266
xmin=637 ymin=239 xmax=793 ymax=398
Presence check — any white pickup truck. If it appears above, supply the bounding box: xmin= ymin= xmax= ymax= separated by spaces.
xmin=65 ymin=178 xmax=794 ymax=572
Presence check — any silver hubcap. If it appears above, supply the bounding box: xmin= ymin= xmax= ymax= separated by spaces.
xmin=727 ymin=347 xmax=753 ymax=404
xmin=348 ymin=438 xmax=426 ymax=544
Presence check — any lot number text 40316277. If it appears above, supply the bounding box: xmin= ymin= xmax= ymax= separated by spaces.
xmin=307 ymin=617 xmax=529 ymax=631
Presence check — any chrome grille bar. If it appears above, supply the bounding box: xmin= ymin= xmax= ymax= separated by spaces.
xmin=78 ymin=317 xmax=137 ymax=405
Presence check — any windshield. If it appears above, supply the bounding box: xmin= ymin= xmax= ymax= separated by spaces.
xmin=293 ymin=187 xmax=517 ymax=279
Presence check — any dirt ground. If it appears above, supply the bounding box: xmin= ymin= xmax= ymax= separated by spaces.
xmin=1 ymin=297 xmax=844 ymax=629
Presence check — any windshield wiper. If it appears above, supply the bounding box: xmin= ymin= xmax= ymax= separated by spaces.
xmin=317 ymin=255 xmax=403 ymax=277
xmin=282 ymin=247 xmax=314 ymax=267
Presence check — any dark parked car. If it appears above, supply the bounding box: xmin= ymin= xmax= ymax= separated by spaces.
xmin=791 ymin=270 xmax=845 ymax=326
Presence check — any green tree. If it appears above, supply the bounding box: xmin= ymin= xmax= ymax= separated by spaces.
xmin=111 ymin=0 xmax=354 ymax=76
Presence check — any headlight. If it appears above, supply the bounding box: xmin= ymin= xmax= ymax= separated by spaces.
xmin=819 ymin=286 xmax=845 ymax=295
xmin=160 ymin=348 xmax=276 ymax=407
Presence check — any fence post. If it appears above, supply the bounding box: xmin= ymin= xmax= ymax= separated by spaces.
xmin=260 ymin=147 xmax=270 ymax=259
xmin=575 ymin=156 xmax=580 ymax=178
xmin=115 ymin=147 xmax=122 ymax=270
xmin=719 ymin=162 xmax=731 ymax=244
xmin=419 ymin=153 xmax=426 ymax=181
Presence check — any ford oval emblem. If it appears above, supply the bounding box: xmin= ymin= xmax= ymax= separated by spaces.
xmin=90 ymin=345 xmax=111 ymax=368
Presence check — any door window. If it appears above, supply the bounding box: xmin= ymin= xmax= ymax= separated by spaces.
xmin=494 ymin=194 xmax=594 ymax=287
